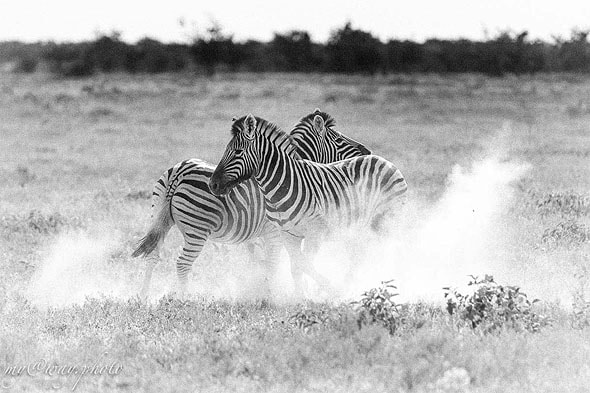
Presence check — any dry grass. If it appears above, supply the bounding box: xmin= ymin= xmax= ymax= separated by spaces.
xmin=0 ymin=72 xmax=589 ymax=392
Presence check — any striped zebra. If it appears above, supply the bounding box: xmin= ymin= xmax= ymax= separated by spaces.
xmin=132 ymin=110 xmax=371 ymax=297
xmin=131 ymin=158 xmax=282 ymax=297
xmin=209 ymin=114 xmax=408 ymax=290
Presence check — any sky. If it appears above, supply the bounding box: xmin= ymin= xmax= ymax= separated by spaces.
xmin=0 ymin=0 xmax=589 ymax=43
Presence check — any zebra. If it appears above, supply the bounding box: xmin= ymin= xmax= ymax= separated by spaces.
xmin=209 ymin=114 xmax=408 ymax=291
xmin=131 ymin=158 xmax=282 ymax=297
xmin=132 ymin=110 xmax=372 ymax=297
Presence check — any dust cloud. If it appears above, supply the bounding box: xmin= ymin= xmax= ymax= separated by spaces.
xmin=25 ymin=225 xmax=134 ymax=308
xmin=312 ymin=152 xmax=533 ymax=303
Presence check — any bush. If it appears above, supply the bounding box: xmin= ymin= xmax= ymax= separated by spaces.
xmin=43 ymin=42 xmax=94 ymax=77
xmin=353 ymin=280 xmax=402 ymax=334
xmin=444 ymin=275 xmax=550 ymax=333
xmin=191 ymin=22 xmax=240 ymax=75
xmin=558 ymin=30 xmax=590 ymax=72
xmin=14 ymin=57 xmax=37 ymax=73
xmin=270 ymin=31 xmax=319 ymax=72
xmin=326 ymin=22 xmax=382 ymax=74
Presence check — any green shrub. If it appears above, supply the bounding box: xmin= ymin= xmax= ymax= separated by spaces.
xmin=444 ymin=275 xmax=550 ymax=333
xmin=353 ymin=280 xmax=402 ymax=335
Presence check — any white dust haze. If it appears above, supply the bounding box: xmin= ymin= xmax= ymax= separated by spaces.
xmin=312 ymin=153 xmax=532 ymax=302
xmin=25 ymin=129 xmax=578 ymax=307
xmin=26 ymin=226 xmax=134 ymax=308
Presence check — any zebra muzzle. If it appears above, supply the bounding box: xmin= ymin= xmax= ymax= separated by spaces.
xmin=209 ymin=171 xmax=232 ymax=196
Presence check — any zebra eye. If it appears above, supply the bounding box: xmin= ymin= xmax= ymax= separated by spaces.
xmin=234 ymin=149 xmax=244 ymax=156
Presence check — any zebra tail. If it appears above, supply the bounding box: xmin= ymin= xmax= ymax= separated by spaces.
xmin=131 ymin=227 xmax=161 ymax=258
xmin=132 ymin=196 xmax=172 ymax=258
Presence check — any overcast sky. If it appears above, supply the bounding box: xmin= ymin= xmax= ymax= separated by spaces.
xmin=1 ymin=0 xmax=589 ymax=43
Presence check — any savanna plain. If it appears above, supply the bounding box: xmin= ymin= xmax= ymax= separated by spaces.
xmin=0 ymin=72 xmax=589 ymax=392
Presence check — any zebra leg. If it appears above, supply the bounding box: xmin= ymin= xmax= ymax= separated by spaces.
xmin=282 ymin=233 xmax=307 ymax=295
xmin=140 ymin=239 xmax=163 ymax=299
xmin=257 ymin=222 xmax=283 ymax=297
xmin=175 ymin=230 xmax=208 ymax=296
xmin=300 ymin=237 xmax=333 ymax=293
xmin=260 ymin=222 xmax=282 ymax=269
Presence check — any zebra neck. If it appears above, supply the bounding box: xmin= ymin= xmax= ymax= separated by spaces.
xmin=254 ymin=145 xmax=301 ymax=209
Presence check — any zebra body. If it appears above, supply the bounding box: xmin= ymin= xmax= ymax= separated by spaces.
xmin=132 ymin=158 xmax=281 ymax=296
xmin=209 ymin=114 xmax=407 ymax=241
xmin=153 ymin=159 xmax=269 ymax=243
xmin=261 ymin=155 xmax=406 ymax=236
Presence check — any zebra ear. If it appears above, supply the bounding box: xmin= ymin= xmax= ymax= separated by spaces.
xmin=313 ymin=115 xmax=325 ymax=136
xmin=244 ymin=113 xmax=256 ymax=139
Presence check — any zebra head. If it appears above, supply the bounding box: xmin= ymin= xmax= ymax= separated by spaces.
xmin=209 ymin=114 xmax=260 ymax=196
xmin=290 ymin=108 xmax=371 ymax=163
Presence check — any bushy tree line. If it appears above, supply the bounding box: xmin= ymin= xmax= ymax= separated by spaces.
xmin=3 ymin=23 xmax=590 ymax=77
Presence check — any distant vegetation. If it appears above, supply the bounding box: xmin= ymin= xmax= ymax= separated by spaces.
xmin=2 ymin=23 xmax=590 ymax=77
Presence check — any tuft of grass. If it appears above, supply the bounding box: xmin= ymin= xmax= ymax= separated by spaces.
xmin=289 ymin=305 xmax=331 ymax=331
xmin=259 ymin=89 xmax=275 ymax=98
xmin=81 ymin=83 xmax=123 ymax=98
xmin=541 ymin=220 xmax=590 ymax=249
xmin=566 ymin=99 xmax=590 ymax=118
xmin=126 ymin=190 xmax=152 ymax=200
xmin=54 ymin=93 xmax=75 ymax=104
xmin=351 ymin=94 xmax=375 ymax=104
xmin=533 ymin=191 xmax=590 ymax=218
xmin=88 ymin=107 xmax=116 ymax=118
xmin=15 ymin=166 xmax=36 ymax=187
xmin=0 ymin=210 xmax=81 ymax=236
xmin=572 ymin=264 xmax=590 ymax=329
xmin=26 ymin=210 xmax=70 ymax=234
xmin=217 ymin=91 xmax=241 ymax=100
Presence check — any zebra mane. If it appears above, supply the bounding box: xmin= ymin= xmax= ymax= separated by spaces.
xmin=231 ymin=115 xmax=301 ymax=159
xmin=298 ymin=110 xmax=336 ymax=129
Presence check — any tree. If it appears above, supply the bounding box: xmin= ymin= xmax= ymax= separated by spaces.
xmin=326 ymin=22 xmax=382 ymax=74
xmin=270 ymin=31 xmax=317 ymax=72
xmin=191 ymin=22 xmax=238 ymax=75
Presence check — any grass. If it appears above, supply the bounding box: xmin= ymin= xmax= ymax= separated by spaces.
xmin=0 ymin=71 xmax=589 ymax=392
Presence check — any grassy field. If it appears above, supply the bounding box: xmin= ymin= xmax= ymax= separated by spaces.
xmin=0 ymin=72 xmax=589 ymax=392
